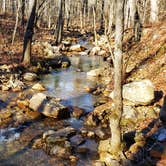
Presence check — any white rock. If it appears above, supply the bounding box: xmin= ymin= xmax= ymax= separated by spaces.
xmin=69 ymin=44 xmax=82 ymax=52
xmin=79 ymin=51 xmax=88 ymax=56
xmin=87 ymin=68 xmax=103 ymax=77
xmin=110 ymin=79 xmax=154 ymax=106
xmin=32 ymin=83 xmax=46 ymax=91
xmin=23 ymin=72 xmax=37 ymax=81
xmin=29 ymin=93 xmax=47 ymax=111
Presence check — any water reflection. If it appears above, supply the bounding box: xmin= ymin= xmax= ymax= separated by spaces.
xmin=41 ymin=56 xmax=105 ymax=112
xmin=70 ymin=56 xmax=104 ymax=72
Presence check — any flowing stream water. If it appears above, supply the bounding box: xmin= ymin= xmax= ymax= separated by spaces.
xmin=0 ymin=55 xmax=105 ymax=165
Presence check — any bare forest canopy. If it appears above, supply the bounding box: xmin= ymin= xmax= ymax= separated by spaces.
xmin=0 ymin=0 xmax=166 ymax=32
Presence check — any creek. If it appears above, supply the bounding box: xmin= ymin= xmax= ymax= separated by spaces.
xmin=0 ymin=55 xmax=105 ymax=165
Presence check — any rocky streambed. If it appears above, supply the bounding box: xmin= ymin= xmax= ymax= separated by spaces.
xmin=0 ymin=36 xmax=165 ymax=165
xmin=0 ymin=55 xmax=110 ymax=166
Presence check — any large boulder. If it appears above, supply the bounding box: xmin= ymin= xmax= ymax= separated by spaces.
xmin=29 ymin=93 xmax=69 ymax=118
xmin=42 ymin=100 xmax=69 ymax=118
xmin=29 ymin=93 xmax=47 ymax=111
xmin=110 ymin=79 xmax=154 ymax=106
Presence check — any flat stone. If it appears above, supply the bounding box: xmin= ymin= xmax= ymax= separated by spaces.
xmin=42 ymin=100 xmax=69 ymax=118
xmin=29 ymin=93 xmax=69 ymax=118
xmin=47 ymin=127 xmax=76 ymax=138
xmin=70 ymin=135 xmax=85 ymax=146
xmin=43 ymin=130 xmax=56 ymax=139
xmin=87 ymin=68 xmax=103 ymax=77
xmin=50 ymin=145 xmax=69 ymax=157
xmin=32 ymin=83 xmax=46 ymax=91
xmin=69 ymin=44 xmax=85 ymax=52
xmin=23 ymin=72 xmax=38 ymax=81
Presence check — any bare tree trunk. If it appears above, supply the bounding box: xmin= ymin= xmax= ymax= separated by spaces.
xmin=55 ymin=0 xmax=65 ymax=45
xmin=108 ymin=0 xmax=115 ymax=33
xmin=21 ymin=0 xmax=25 ymax=27
xmin=28 ymin=0 xmax=34 ymax=17
xmin=2 ymin=0 xmax=6 ymax=13
xmin=150 ymin=0 xmax=158 ymax=22
xmin=80 ymin=3 xmax=83 ymax=31
xmin=22 ymin=0 xmax=37 ymax=65
xmin=92 ymin=5 xmax=97 ymax=45
xmin=65 ymin=0 xmax=70 ymax=30
xmin=109 ymin=0 xmax=124 ymax=158
xmin=129 ymin=0 xmax=136 ymax=27
xmin=12 ymin=0 xmax=17 ymax=15
xmin=134 ymin=9 xmax=142 ymax=41
xmin=124 ymin=0 xmax=130 ymax=29
xmin=12 ymin=0 xmax=21 ymax=45
xmin=142 ymin=0 xmax=148 ymax=24
xmin=100 ymin=0 xmax=104 ymax=31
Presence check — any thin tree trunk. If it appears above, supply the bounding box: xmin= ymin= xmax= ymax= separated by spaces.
xmin=150 ymin=0 xmax=158 ymax=22
xmin=109 ymin=0 xmax=124 ymax=158
xmin=55 ymin=0 xmax=65 ymax=45
xmin=100 ymin=0 xmax=104 ymax=31
xmin=92 ymin=5 xmax=97 ymax=45
xmin=129 ymin=0 xmax=136 ymax=27
xmin=80 ymin=3 xmax=83 ymax=31
xmin=124 ymin=0 xmax=130 ymax=29
xmin=12 ymin=0 xmax=20 ymax=45
xmin=22 ymin=0 xmax=37 ymax=65
xmin=21 ymin=0 xmax=25 ymax=27
xmin=2 ymin=0 xmax=6 ymax=13
xmin=142 ymin=0 xmax=148 ymax=24
xmin=66 ymin=0 xmax=70 ymax=30
xmin=108 ymin=0 xmax=115 ymax=33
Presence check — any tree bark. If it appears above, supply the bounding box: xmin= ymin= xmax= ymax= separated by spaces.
xmin=150 ymin=0 xmax=158 ymax=22
xmin=109 ymin=0 xmax=124 ymax=157
xmin=2 ymin=0 xmax=6 ymax=13
xmin=22 ymin=0 xmax=37 ymax=65
xmin=21 ymin=0 xmax=25 ymax=26
xmin=100 ymin=0 xmax=104 ymax=31
xmin=108 ymin=0 xmax=115 ymax=33
xmin=55 ymin=0 xmax=65 ymax=45
xmin=129 ymin=0 xmax=136 ymax=27
xmin=12 ymin=0 xmax=21 ymax=45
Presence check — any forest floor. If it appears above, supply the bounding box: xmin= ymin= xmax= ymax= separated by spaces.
xmin=0 ymin=13 xmax=166 ymax=165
